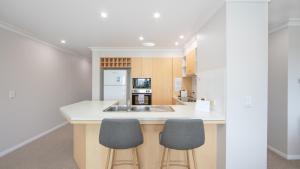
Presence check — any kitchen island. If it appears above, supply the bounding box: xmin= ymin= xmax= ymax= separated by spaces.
xmin=60 ymin=100 xmax=225 ymax=169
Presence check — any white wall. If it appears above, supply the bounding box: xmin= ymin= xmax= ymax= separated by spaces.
xmin=0 ymin=27 xmax=92 ymax=155
xmin=226 ymin=1 xmax=268 ymax=169
xmin=196 ymin=6 xmax=226 ymax=113
xmin=287 ymin=25 xmax=300 ymax=156
xmin=268 ymin=28 xmax=289 ymax=154
xmin=188 ymin=6 xmax=226 ymax=169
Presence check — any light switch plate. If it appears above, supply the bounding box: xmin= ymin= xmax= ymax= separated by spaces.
xmin=244 ymin=96 xmax=253 ymax=108
xmin=9 ymin=90 xmax=16 ymax=99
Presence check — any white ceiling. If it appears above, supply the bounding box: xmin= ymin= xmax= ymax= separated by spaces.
xmin=269 ymin=0 xmax=300 ymax=28
xmin=0 ymin=0 xmax=224 ymax=56
xmin=0 ymin=0 xmax=299 ymax=56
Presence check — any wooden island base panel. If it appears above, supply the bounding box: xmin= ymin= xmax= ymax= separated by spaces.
xmin=73 ymin=123 xmax=217 ymax=169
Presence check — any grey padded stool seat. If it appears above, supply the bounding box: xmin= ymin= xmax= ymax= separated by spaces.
xmin=99 ymin=119 xmax=143 ymax=169
xmin=159 ymin=119 xmax=205 ymax=169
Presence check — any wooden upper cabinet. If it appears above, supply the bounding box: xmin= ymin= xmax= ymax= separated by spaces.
xmin=131 ymin=57 xmax=142 ymax=77
xmin=131 ymin=57 xmax=153 ymax=78
xmin=141 ymin=58 xmax=153 ymax=78
xmin=152 ymin=58 xmax=173 ymax=105
xmin=186 ymin=48 xmax=197 ymax=75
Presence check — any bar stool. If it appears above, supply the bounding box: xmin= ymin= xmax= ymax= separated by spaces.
xmin=159 ymin=119 xmax=205 ymax=169
xmin=99 ymin=119 xmax=143 ymax=169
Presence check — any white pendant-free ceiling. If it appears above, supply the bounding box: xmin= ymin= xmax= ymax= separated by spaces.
xmin=0 ymin=0 xmax=224 ymax=56
xmin=0 ymin=0 xmax=299 ymax=56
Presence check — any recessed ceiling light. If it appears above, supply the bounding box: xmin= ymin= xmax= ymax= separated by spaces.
xmin=174 ymin=42 xmax=179 ymax=46
xmin=143 ymin=42 xmax=156 ymax=47
xmin=60 ymin=40 xmax=66 ymax=44
xmin=100 ymin=12 xmax=108 ymax=18
xmin=153 ymin=12 xmax=161 ymax=18
xmin=179 ymin=35 xmax=185 ymax=39
xmin=139 ymin=36 xmax=144 ymax=41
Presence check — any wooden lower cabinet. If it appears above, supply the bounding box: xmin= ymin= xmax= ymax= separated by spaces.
xmin=152 ymin=58 xmax=173 ymax=105
xmin=73 ymin=123 xmax=217 ymax=169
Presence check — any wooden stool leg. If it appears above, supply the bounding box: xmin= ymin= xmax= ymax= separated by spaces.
xmin=110 ymin=149 xmax=116 ymax=169
xmin=105 ymin=148 xmax=111 ymax=169
xmin=135 ymin=148 xmax=141 ymax=169
xmin=160 ymin=147 xmax=166 ymax=169
xmin=166 ymin=148 xmax=171 ymax=169
xmin=132 ymin=148 xmax=137 ymax=169
xmin=186 ymin=150 xmax=191 ymax=169
xmin=105 ymin=148 xmax=112 ymax=169
xmin=192 ymin=150 xmax=198 ymax=169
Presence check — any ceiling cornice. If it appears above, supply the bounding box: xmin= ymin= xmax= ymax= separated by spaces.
xmin=0 ymin=20 xmax=80 ymax=56
xmin=269 ymin=18 xmax=300 ymax=34
xmin=288 ymin=18 xmax=300 ymax=26
xmin=89 ymin=47 xmax=183 ymax=52
xmin=225 ymin=0 xmax=271 ymax=3
xmin=269 ymin=24 xmax=288 ymax=34
xmin=89 ymin=47 xmax=184 ymax=57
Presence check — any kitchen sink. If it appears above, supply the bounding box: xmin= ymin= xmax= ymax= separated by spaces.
xmin=103 ymin=105 xmax=174 ymax=112
xmin=130 ymin=106 xmax=151 ymax=112
xmin=103 ymin=105 xmax=129 ymax=112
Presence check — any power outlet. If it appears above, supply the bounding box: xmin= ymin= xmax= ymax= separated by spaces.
xmin=211 ymin=100 xmax=216 ymax=107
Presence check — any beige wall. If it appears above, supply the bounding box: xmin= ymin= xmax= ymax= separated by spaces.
xmin=268 ymin=25 xmax=300 ymax=159
xmin=287 ymin=25 xmax=300 ymax=156
xmin=0 ymin=27 xmax=92 ymax=154
xmin=268 ymin=28 xmax=289 ymax=154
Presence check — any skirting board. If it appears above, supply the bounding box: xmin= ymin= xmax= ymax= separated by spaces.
xmin=0 ymin=121 xmax=68 ymax=158
xmin=268 ymin=145 xmax=300 ymax=160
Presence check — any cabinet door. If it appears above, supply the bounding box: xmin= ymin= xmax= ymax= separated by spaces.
xmin=131 ymin=57 xmax=142 ymax=77
xmin=152 ymin=58 xmax=173 ymax=105
xmin=186 ymin=48 xmax=196 ymax=75
xmin=141 ymin=58 xmax=153 ymax=78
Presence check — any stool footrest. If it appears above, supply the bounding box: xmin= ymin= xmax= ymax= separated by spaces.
xmin=162 ymin=162 xmax=189 ymax=168
xmin=113 ymin=160 xmax=138 ymax=167
xmin=160 ymin=148 xmax=199 ymax=169
xmin=105 ymin=148 xmax=141 ymax=169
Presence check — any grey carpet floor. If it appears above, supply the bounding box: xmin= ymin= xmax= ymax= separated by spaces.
xmin=0 ymin=124 xmax=78 ymax=169
xmin=1 ymin=124 xmax=300 ymax=169
xmin=268 ymin=149 xmax=300 ymax=169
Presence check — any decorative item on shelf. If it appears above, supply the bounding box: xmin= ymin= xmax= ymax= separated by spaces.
xmin=100 ymin=57 xmax=131 ymax=68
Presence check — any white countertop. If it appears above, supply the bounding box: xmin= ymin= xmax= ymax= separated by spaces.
xmin=60 ymin=100 xmax=225 ymax=124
